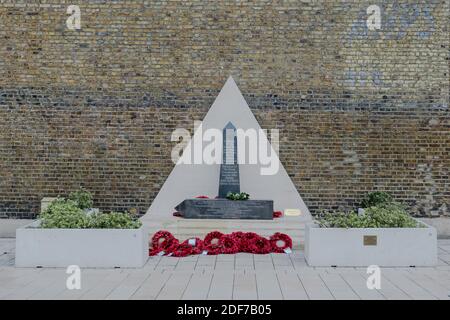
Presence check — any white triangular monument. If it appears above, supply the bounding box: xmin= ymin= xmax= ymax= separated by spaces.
xmin=143 ymin=76 xmax=311 ymax=222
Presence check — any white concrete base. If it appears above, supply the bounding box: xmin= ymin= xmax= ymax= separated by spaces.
xmin=305 ymin=221 xmax=437 ymax=267
xmin=0 ymin=219 xmax=31 ymax=238
xmin=15 ymin=221 xmax=148 ymax=268
xmin=419 ymin=217 xmax=450 ymax=238
xmin=141 ymin=215 xmax=306 ymax=249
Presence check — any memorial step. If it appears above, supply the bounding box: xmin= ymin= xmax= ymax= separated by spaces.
xmin=141 ymin=216 xmax=307 ymax=249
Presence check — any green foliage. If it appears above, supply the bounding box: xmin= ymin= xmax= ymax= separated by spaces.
xmin=39 ymin=198 xmax=91 ymax=229
xmin=226 ymin=192 xmax=250 ymax=201
xmin=90 ymin=212 xmax=142 ymax=229
xmin=364 ymin=203 xmax=420 ymax=228
xmin=39 ymin=198 xmax=141 ymax=229
xmin=68 ymin=187 xmax=94 ymax=209
xmin=318 ymin=202 xmax=421 ymax=228
xmin=360 ymin=191 xmax=393 ymax=208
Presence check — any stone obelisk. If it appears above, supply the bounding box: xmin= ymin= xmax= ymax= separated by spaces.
xmin=218 ymin=122 xmax=240 ymax=198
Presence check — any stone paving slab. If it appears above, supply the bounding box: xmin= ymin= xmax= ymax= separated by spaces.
xmin=0 ymin=239 xmax=449 ymax=300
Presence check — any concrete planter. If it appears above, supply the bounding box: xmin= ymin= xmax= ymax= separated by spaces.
xmin=15 ymin=221 xmax=148 ymax=268
xmin=305 ymin=221 xmax=437 ymax=267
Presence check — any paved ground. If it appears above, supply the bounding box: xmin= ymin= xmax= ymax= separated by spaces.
xmin=1 ymin=239 xmax=449 ymax=300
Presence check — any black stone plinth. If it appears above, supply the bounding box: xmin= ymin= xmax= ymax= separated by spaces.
xmin=175 ymin=199 xmax=273 ymax=220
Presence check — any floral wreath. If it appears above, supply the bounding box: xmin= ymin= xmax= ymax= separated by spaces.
xmin=148 ymin=230 xmax=294 ymax=257
xmin=220 ymin=234 xmax=239 ymax=254
xmin=203 ymin=231 xmax=224 ymax=255
xmin=273 ymin=211 xmax=283 ymax=218
xmin=149 ymin=239 xmax=179 ymax=256
xmin=151 ymin=230 xmax=174 ymax=249
xmin=181 ymin=237 xmax=204 ymax=255
xmin=230 ymin=231 xmax=245 ymax=251
xmin=270 ymin=232 xmax=292 ymax=253
xmin=171 ymin=243 xmax=194 ymax=257
xmin=150 ymin=230 xmax=179 ymax=256
xmin=241 ymin=232 xmax=259 ymax=252
xmin=248 ymin=236 xmax=272 ymax=254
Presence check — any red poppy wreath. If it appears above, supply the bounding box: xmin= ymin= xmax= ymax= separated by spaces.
xmin=248 ymin=236 xmax=272 ymax=254
xmin=203 ymin=231 xmax=224 ymax=255
xmin=149 ymin=230 xmax=178 ymax=256
xmin=181 ymin=237 xmax=204 ymax=255
xmin=273 ymin=211 xmax=283 ymax=218
xmin=230 ymin=231 xmax=246 ymax=251
xmin=241 ymin=232 xmax=260 ymax=252
xmin=171 ymin=243 xmax=194 ymax=257
xmin=220 ymin=234 xmax=239 ymax=254
xmin=148 ymin=230 xmax=294 ymax=257
xmin=269 ymin=232 xmax=293 ymax=253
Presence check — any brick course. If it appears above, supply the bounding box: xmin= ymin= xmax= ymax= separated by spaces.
xmin=0 ymin=1 xmax=448 ymax=218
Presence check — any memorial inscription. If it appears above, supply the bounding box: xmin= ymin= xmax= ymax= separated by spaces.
xmin=218 ymin=122 xmax=240 ymax=198
xmin=175 ymin=199 xmax=273 ymax=220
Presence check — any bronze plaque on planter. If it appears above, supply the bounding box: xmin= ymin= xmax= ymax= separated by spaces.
xmin=363 ymin=235 xmax=377 ymax=246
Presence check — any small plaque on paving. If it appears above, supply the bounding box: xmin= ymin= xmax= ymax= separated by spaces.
xmin=284 ymin=208 xmax=302 ymax=216
xmin=175 ymin=199 xmax=273 ymax=220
